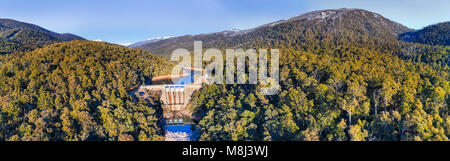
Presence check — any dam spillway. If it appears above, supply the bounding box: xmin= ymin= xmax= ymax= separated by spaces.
xmin=138 ymin=84 xmax=202 ymax=118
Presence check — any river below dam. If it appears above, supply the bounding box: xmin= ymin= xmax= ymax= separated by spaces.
xmin=144 ymin=69 xmax=202 ymax=141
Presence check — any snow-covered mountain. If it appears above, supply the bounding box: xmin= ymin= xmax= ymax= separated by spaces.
xmin=128 ymin=36 xmax=175 ymax=48
xmin=129 ymin=8 xmax=413 ymax=56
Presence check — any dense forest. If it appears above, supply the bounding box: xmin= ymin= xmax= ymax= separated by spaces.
xmin=0 ymin=19 xmax=84 ymax=55
xmin=182 ymin=9 xmax=450 ymax=141
xmin=0 ymin=41 xmax=172 ymax=141
xmin=190 ymin=44 xmax=450 ymax=141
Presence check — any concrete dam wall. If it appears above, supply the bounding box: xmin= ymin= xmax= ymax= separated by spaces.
xmin=138 ymin=84 xmax=202 ymax=119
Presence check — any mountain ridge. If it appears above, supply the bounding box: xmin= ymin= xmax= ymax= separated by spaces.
xmin=0 ymin=19 xmax=84 ymax=55
xmin=0 ymin=19 xmax=84 ymax=41
xmin=399 ymin=21 xmax=450 ymax=46
xmin=129 ymin=8 xmax=413 ymax=56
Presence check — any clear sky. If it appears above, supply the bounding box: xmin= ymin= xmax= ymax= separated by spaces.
xmin=0 ymin=0 xmax=449 ymax=45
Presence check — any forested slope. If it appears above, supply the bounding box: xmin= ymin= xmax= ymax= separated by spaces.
xmin=183 ymin=9 xmax=450 ymax=141
xmin=0 ymin=41 xmax=172 ymax=141
xmin=400 ymin=22 xmax=450 ymax=46
xmin=0 ymin=19 xmax=84 ymax=55
xmin=190 ymin=44 xmax=450 ymax=141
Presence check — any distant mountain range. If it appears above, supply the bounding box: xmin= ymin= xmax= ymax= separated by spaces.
xmin=128 ymin=36 xmax=175 ymax=48
xmin=0 ymin=19 xmax=84 ymax=55
xmin=129 ymin=8 xmax=418 ymax=56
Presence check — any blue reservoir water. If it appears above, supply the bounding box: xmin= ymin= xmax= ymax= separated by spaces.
xmin=175 ymin=71 xmax=201 ymax=85
xmin=166 ymin=124 xmax=193 ymax=133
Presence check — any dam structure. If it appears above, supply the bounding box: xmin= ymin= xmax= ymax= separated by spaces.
xmin=138 ymin=84 xmax=202 ymax=118
xmin=134 ymin=67 xmax=205 ymax=141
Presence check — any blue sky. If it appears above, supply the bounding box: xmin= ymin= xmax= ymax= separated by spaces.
xmin=0 ymin=0 xmax=449 ymax=45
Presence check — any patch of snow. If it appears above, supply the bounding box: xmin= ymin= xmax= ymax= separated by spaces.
xmin=146 ymin=36 xmax=175 ymax=41
xmin=227 ymin=28 xmax=240 ymax=33
xmin=119 ymin=42 xmax=132 ymax=46
xmin=283 ymin=8 xmax=356 ymax=22
xmin=320 ymin=11 xmax=337 ymax=19
xmin=269 ymin=20 xmax=285 ymax=27
xmin=373 ymin=13 xmax=379 ymax=19
xmin=223 ymin=28 xmax=241 ymax=36
xmin=129 ymin=36 xmax=175 ymax=48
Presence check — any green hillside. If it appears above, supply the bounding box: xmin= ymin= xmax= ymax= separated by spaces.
xmin=179 ymin=9 xmax=450 ymax=141
xmin=0 ymin=19 xmax=84 ymax=55
xmin=190 ymin=44 xmax=449 ymax=141
xmin=0 ymin=41 xmax=172 ymax=141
